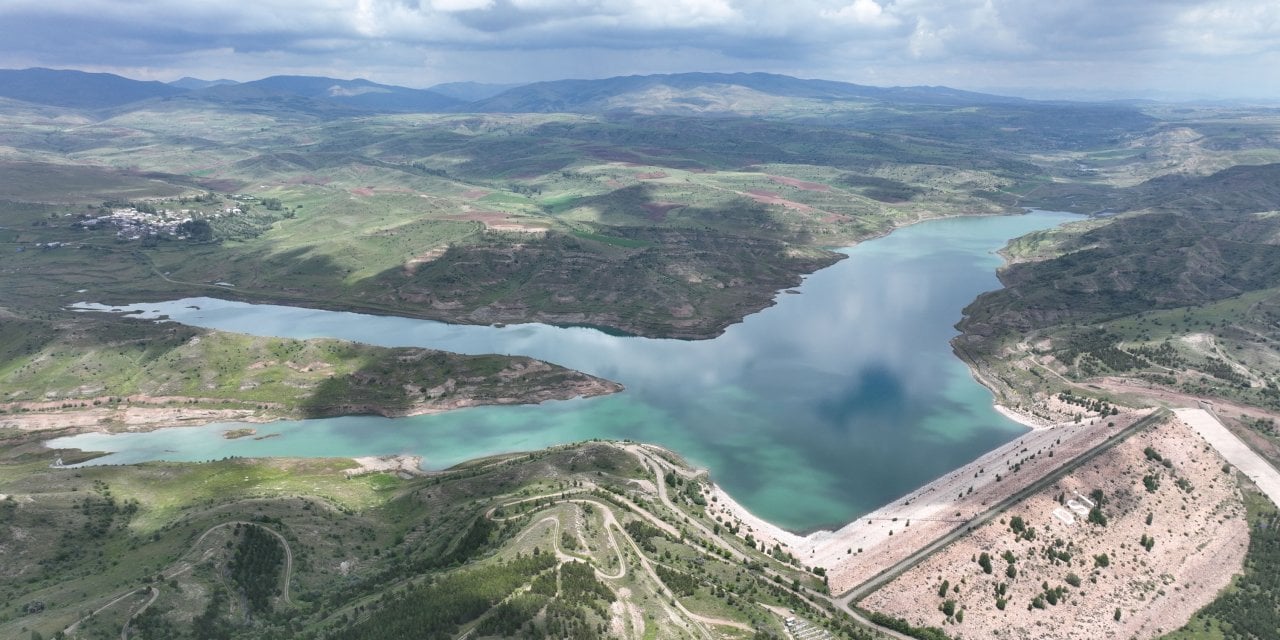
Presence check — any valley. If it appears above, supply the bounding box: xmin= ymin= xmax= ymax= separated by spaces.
xmin=2 ymin=68 xmax=1280 ymax=640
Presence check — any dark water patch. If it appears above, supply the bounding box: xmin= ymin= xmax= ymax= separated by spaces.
xmin=57 ymin=210 xmax=1078 ymax=532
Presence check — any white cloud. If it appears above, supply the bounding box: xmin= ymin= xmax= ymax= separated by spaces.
xmin=1170 ymin=0 xmax=1280 ymax=55
xmin=0 ymin=0 xmax=1276 ymax=98
xmin=433 ymin=0 xmax=496 ymax=11
xmin=822 ymin=0 xmax=899 ymax=28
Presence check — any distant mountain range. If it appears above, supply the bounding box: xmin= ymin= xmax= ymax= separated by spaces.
xmin=0 ymin=67 xmax=1048 ymax=116
xmin=426 ymin=81 xmax=526 ymax=102
xmin=194 ymin=75 xmax=464 ymax=112
xmin=0 ymin=68 xmax=185 ymax=108
xmin=167 ymin=77 xmax=239 ymax=91
xmin=466 ymin=72 xmax=1028 ymax=113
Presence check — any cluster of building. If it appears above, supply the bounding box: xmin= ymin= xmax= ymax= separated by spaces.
xmin=70 ymin=206 xmax=233 ymax=241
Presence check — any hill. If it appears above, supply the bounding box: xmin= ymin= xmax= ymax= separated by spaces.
xmin=0 ymin=68 xmax=461 ymax=114
xmin=1125 ymin=162 xmax=1280 ymax=214
xmin=0 ymin=68 xmax=185 ymax=109
xmin=427 ymin=81 xmax=525 ymax=102
xmin=0 ymin=438 xmax=856 ymax=640
xmin=167 ymin=77 xmax=238 ymax=90
xmin=198 ymin=75 xmax=463 ymax=112
xmin=469 ymin=71 xmax=1027 ymax=114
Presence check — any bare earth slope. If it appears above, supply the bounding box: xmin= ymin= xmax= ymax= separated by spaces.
xmin=861 ymin=414 xmax=1248 ymax=640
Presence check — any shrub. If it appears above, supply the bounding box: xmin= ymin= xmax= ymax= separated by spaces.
xmin=941 ymin=599 xmax=956 ymax=617
xmin=1010 ymin=516 xmax=1026 ymax=535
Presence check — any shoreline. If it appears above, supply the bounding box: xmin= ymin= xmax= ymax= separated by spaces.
xmin=993 ymin=402 xmax=1053 ymax=430
xmin=696 ymin=405 xmax=1152 ymax=594
xmin=7 ymin=376 xmax=621 ymax=435
xmin=73 ymin=208 xmax=1036 ymax=343
xmin=23 ymin=208 xmax=1083 ymax=592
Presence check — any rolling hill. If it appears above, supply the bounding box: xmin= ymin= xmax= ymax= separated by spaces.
xmin=166 ymin=76 xmax=239 ymax=90
xmin=467 ymin=71 xmax=1029 ymax=114
xmin=0 ymin=67 xmax=185 ymax=108
xmin=197 ymin=75 xmax=463 ymax=112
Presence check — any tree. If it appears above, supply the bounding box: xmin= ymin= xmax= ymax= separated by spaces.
xmin=1088 ymin=506 xmax=1108 ymax=526
xmin=1009 ymin=516 xmax=1026 ymax=534
xmin=177 ymin=219 xmax=213 ymax=242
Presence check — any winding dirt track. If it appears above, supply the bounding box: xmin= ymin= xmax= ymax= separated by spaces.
xmin=64 ymin=521 xmax=295 ymax=638
xmin=623 ymin=444 xmax=928 ymax=640
xmin=119 ymin=587 xmax=158 ymax=640
xmin=488 ymin=482 xmax=753 ymax=636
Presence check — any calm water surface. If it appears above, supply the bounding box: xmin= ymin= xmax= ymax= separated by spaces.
xmin=54 ymin=211 xmax=1078 ymax=532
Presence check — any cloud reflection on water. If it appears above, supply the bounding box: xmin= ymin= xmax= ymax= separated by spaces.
xmin=57 ymin=211 xmax=1078 ymax=531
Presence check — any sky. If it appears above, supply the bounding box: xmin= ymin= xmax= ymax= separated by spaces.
xmin=0 ymin=0 xmax=1277 ymax=99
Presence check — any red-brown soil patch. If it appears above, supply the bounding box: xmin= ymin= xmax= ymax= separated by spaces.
xmin=460 ymin=189 xmax=490 ymax=200
xmin=636 ymin=171 xmax=668 ymax=180
xmin=447 ymin=210 xmax=510 ymax=224
xmin=640 ymin=202 xmax=685 ymax=222
xmin=768 ymin=175 xmax=832 ymax=192
xmin=350 ymin=187 xmax=376 ymax=197
xmin=745 ymin=189 xmax=814 ymax=211
xmin=445 ymin=210 xmax=548 ymax=233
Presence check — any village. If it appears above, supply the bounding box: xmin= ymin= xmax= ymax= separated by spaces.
xmin=69 ymin=200 xmax=240 ymax=240
xmin=63 ymin=194 xmax=261 ymax=242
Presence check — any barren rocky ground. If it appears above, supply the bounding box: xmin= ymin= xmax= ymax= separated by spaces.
xmin=862 ymin=414 xmax=1248 ymax=640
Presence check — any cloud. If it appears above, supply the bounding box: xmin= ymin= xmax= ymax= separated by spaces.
xmin=822 ymin=0 xmax=899 ymax=28
xmin=1170 ymin=0 xmax=1280 ymax=55
xmin=0 ymin=0 xmax=1275 ymax=98
xmin=433 ymin=0 xmax=495 ymax=11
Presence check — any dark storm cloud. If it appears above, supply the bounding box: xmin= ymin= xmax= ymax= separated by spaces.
xmin=0 ymin=0 xmax=1275 ymax=97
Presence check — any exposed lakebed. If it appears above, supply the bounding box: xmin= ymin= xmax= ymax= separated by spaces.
xmin=55 ymin=211 xmax=1078 ymax=532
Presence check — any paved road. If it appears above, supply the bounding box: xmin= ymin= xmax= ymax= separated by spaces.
xmin=1175 ymin=408 xmax=1280 ymax=507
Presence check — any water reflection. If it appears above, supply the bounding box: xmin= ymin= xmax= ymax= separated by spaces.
xmin=57 ymin=211 xmax=1077 ymax=532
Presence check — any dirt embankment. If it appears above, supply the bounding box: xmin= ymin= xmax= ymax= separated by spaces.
xmin=700 ymin=406 xmax=1152 ymax=596
xmin=0 ymin=396 xmax=283 ymax=433
xmin=861 ymin=414 xmax=1248 ymax=640
xmin=1 ymin=374 xmax=622 ymax=434
xmin=805 ymin=410 xmax=1150 ymax=595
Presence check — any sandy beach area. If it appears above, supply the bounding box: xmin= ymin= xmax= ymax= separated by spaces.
xmin=344 ymin=455 xmax=425 ymax=477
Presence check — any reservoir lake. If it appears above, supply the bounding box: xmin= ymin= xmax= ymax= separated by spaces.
xmin=55 ymin=210 xmax=1078 ymax=533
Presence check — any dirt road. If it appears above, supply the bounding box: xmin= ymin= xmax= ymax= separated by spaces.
xmin=1175 ymin=408 xmax=1280 ymax=507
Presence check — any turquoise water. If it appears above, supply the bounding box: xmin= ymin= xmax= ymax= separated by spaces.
xmin=54 ymin=211 xmax=1078 ymax=533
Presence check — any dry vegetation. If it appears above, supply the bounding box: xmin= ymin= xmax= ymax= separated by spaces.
xmin=861 ymin=414 xmax=1248 ymax=640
